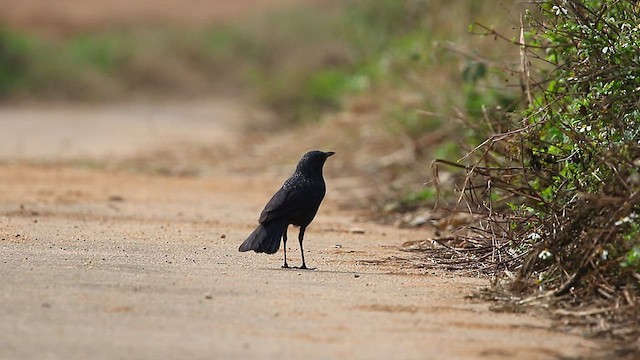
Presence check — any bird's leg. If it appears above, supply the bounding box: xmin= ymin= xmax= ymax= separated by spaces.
xmin=298 ymin=227 xmax=307 ymax=269
xmin=282 ymin=226 xmax=289 ymax=269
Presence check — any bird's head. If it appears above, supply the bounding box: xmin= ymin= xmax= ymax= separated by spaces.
xmin=295 ymin=150 xmax=335 ymax=176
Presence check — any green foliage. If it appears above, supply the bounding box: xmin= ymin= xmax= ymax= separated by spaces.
xmin=387 ymin=106 xmax=439 ymax=139
xmin=457 ymin=1 xmax=640 ymax=308
xmin=306 ymin=69 xmax=353 ymax=108
xmin=433 ymin=140 xmax=464 ymax=161
xmin=252 ymin=67 xmax=358 ymax=122
xmin=243 ymin=0 xmax=476 ymax=123
xmin=0 ymin=0 xmax=513 ymax=128
xmin=520 ymin=0 xmax=640 ymax=257
xmin=622 ymin=245 xmax=640 ymax=271
xmin=0 ymin=26 xmax=36 ymax=96
xmin=0 ymin=5 xmax=377 ymax=116
xmin=401 ymin=187 xmax=436 ymax=207
xmin=344 ymin=0 xmax=428 ymax=58
xmin=65 ymin=34 xmax=124 ymax=71
xmin=253 ymin=0 xmax=441 ymax=122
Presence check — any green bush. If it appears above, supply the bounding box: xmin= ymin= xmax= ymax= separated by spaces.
xmin=448 ymin=0 xmax=640 ymax=330
xmin=516 ymin=0 xmax=640 ymax=283
xmin=426 ymin=3 xmax=640 ymax=349
xmin=0 ymin=26 xmax=36 ymax=96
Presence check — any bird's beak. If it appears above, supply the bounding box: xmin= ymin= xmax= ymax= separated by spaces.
xmin=325 ymin=151 xmax=336 ymax=158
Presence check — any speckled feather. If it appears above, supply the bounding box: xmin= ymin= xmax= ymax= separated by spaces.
xmin=238 ymin=150 xmax=333 ymax=257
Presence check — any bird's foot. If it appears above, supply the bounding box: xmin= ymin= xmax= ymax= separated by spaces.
xmin=282 ymin=263 xmax=290 ymax=269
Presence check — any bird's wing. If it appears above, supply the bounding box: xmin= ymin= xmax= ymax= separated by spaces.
xmin=258 ymin=185 xmax=304 ymax=224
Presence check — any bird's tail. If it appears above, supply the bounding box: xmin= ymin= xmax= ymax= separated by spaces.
xmin=238 ymin=220 xmax=287 ymax=254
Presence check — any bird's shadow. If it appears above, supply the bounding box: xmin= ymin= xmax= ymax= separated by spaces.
xmin=259 ymin=267 xmax=388 ymax=276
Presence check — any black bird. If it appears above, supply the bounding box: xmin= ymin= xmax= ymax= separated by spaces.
xmin=238 ymin=150 xmax=335 ymax=269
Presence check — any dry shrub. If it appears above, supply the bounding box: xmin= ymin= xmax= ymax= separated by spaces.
xmin=427 ymin=0 xmax=640 ymax=353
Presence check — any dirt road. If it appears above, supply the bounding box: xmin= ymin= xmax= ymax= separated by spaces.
xmin=0 ymin=99 xmax=598 ymax=359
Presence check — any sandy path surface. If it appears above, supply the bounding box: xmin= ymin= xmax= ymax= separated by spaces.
xmin=0 ymin=100 xmax=599 ymax=359
xmin=0 ymin=100 xmax=243 ymax=161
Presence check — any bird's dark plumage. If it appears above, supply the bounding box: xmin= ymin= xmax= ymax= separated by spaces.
xmin=239 ymin=150 xmax=334 ymax=269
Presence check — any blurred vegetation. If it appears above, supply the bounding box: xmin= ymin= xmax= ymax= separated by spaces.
xmin=0 ymin=0 xmax=522 ymax=214
xmin=0 ymin=5 xmax=351 ymax=107
xmin=0 ymin=24 xmax=259 ymax=100
xmin=0 ymin=1 xmax=515 ymax=122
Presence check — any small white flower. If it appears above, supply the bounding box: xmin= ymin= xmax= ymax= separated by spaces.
xmin=538 ymin=272 xmax=549 ymax=291
xmin=538 ymin=249 xmax=553 ymax=260
xmin=615 ymin=213 xmax=638 ymax=226
xmin=615 ymin=216 xmax=631 ymax=226
xmin=528 ymin=232 xmax=541 ymax=240
xmin=601 ymin=250 xmax=609 ymax=261
xmin=553 ymin=5 xmax=568 ymax=16
xmin=579 ymin=125 xmax=592 ymax=133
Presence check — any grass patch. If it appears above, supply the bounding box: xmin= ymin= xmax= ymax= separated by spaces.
xmin=0 ymin=24 xmax=265 ymax=99
xmin=0 ymin=26 xmax=39 ymax=95
xmin=0 ymin=4 xmax=351 ymax=111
